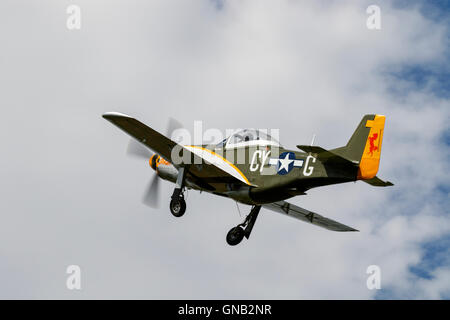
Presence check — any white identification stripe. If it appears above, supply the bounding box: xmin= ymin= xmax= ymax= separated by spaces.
xmin=294 ymin=160 xmax=304 ymax=167
xmin=183 ymin=146 xmax=250 ymax=185
xmin=269 ymin=158 xmax=304 ymax=167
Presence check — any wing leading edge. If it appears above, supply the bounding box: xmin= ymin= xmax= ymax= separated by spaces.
xmin=263 ymin=201 xmax=358 ymax=232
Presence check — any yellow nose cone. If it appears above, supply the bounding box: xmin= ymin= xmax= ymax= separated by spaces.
xmin=149 ymin=154 xmax=158 ymax=170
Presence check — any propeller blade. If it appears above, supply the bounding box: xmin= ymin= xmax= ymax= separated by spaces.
xmin=142 ymin=173 xmax=160 ymax=208
xmin=166 ymin=117 xmax=183 ymax=141
xmin=132 ymin=117 xmax=183 ymax=209
xmin=127 ymin=139 xmax=152 ymax=159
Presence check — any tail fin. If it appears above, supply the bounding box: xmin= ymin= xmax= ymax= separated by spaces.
xmin=332 ymin=114 xmax=386 ymax=180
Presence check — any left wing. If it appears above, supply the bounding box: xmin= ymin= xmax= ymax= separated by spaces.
xmin=263 ymin=201 xmax=358 ymax=232
xmin=102 ymin=112 xmax=253 ymax=190
xmin=103 ymin=112 xmax=178 ymax=162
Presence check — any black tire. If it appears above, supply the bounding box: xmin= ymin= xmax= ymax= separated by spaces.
xmin=226 ymin=226 xmax=245 ymax=246
xmin=170 ymin=198 xmax=186 ymax=217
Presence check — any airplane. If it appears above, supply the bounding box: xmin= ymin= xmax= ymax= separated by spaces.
xmin=103 ymin=112 xmax=393 ymax=246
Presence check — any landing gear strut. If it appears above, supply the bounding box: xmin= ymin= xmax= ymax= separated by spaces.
xmin=170 ymin=167 xmax=187 ymax=217
xmin=226 ymin=205 xmax=261 ymax=246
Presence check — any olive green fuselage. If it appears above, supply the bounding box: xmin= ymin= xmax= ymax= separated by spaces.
xmin=166 ymin=144 xmax=359 ymax=205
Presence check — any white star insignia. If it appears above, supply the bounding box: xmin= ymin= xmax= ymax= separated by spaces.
xmin=278 ymin=153 xmax=293 ymax=172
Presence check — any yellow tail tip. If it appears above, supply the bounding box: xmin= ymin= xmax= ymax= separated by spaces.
xmin=358 ymin=115 xmax=386 ymax=180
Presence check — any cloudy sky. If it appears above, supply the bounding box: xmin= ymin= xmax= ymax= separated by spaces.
xmin=0 ymin=0 xmax=449 ymax=299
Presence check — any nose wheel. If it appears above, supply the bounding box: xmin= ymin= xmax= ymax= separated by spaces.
xmin=226 ymin=205 xmax=261 ymax=246
xmin=169 ymin=167 xmax=187 ymax=217
xmin=226 ymin=226 xmax=245 ymax=246
xmin=170 ymin=197 xmax=186 ymax=217
xmin=170 ymin=187 xmax=186 ymax=217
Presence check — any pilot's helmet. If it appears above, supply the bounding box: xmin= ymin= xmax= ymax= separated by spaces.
xmin=243 ymin=132 xmax=254 ymax=141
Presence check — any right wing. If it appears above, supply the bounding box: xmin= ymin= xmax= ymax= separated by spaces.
xmin=263 ymin=200 xmax=358 ymax=232
xmin=102 ymin=112 xmax=253 ymax=190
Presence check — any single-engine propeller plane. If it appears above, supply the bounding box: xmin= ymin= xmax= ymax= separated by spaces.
xmin=103 ymin=112 xmax=393 ymax=246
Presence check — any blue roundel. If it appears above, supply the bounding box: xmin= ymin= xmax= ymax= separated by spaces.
xmin=276 ymin=152 xmax=296 ymax=175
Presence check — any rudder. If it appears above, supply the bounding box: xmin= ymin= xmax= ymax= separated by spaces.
xmin=332 ymin=114 xmax=386 ymax=180
xmin=358 ymin=115 xmax=385 ymax=180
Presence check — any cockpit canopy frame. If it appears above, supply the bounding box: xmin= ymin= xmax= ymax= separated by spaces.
xmin=216 ymin=129 xmax=281 ymax=149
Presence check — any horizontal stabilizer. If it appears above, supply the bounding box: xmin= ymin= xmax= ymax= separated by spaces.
xmin=296 ymin=145 xmax=358 ymax=165
xmin=362 ymin=176 xmax=394 ymax=187
xmin=296 ymin=145 xmax=328 ymax=154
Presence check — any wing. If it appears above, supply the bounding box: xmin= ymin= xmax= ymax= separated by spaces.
xmin=102 ymin=112 xmax=253 ymax=190
xmin=262 ymin=201 xmax=358 ymax=232
xmin=103 ymin=112 xmax=178 ymax=162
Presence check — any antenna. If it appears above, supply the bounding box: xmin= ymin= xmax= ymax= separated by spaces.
xmin=310 ymin=134 xmax=316 ymax=146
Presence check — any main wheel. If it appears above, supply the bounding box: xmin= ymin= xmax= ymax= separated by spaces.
xmin=226 ymin=226 xmax=245 ymax=246
xmin=170 ymin=198 xmax=186 ymax=217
